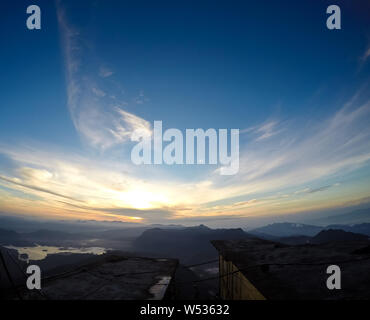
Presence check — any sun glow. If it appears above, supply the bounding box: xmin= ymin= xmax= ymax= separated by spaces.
xmin=120 ymin=190 xmax=169 ymax=210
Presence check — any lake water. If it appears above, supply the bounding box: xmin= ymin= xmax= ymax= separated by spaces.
xmin=5 ymin=245 xmax=107 ymax=263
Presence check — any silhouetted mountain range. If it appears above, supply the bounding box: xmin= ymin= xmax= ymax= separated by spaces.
xmin=133 ymin=225 xmax=251 ymax=264
xmin=324 ymin=223 xmax=370 ymax=236
xmin=2 ymin=218 xmax=370 ymax=263
xmin=249 ymin=223 xmax=323 ymax=238
xmin=249 ymin=222 xmax=370 ymax=239
xmin=277 ymin=228 xmax=370 ymax=245
xmin=0 ymin=229 xmax=21 ymax=242
xmin=310 ymin=229 xmax=370 ymax=244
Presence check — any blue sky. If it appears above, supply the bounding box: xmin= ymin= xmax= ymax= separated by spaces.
xmin=0 ymin=0 xmax=370 ymax=226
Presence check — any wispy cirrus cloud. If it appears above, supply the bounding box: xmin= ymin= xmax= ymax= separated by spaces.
xmin=56 ymin=2 xmax=151 ymax=150
xmin=92 ymin=87 xmax=106 ymax=97
xmin=1 ymin=90 xmax=370 ymax=223
xmin=241 ymin=120 xmax=283 ymax=141
xmin=0 ymin=145 xmax=172 ymax=221
xmin=211 ymin=90 xmax=370 ymax=208
xmin=1 ymin=83 xmax=370 ymax=224
xmin=360 ymin=46 xmax=370 ymax=63
xmin=0 ymin=143 xmax=242 ymax=222
xmin=99 ymin=66 xmax=114 ymax=78
xmin=133 ymin=90 xmax=150 ymax=105
xmin=254 ymin=120 xmax=281 ymax=141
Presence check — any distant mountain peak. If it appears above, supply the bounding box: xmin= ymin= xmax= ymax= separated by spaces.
xmin=312 ymin=229 xmax=370 ymax=244
xmin=249 ymin=222 xmax=323 ymax=238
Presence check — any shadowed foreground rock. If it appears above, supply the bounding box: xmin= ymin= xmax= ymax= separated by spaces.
xmin=3 ymin=253 xmax=178 ymax=300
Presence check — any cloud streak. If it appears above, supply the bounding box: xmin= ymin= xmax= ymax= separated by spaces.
xmin=214 ymin=93 xmax=370 ymax=200
xmin=99 ymin=66 xmax=114 ymax=78
xmin=1 ymin=90 xmax=370 ymax=225
xmin=361 ymin=46 xmax=370 ymax=63
xmin=56 ymin=2 xmax=151 ymax=150
xmin=1 ymin=84 xmax=370 ymax=225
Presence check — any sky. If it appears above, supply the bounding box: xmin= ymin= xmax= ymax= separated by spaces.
xmin=0 ymin=0 xmax=370 ymax=226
